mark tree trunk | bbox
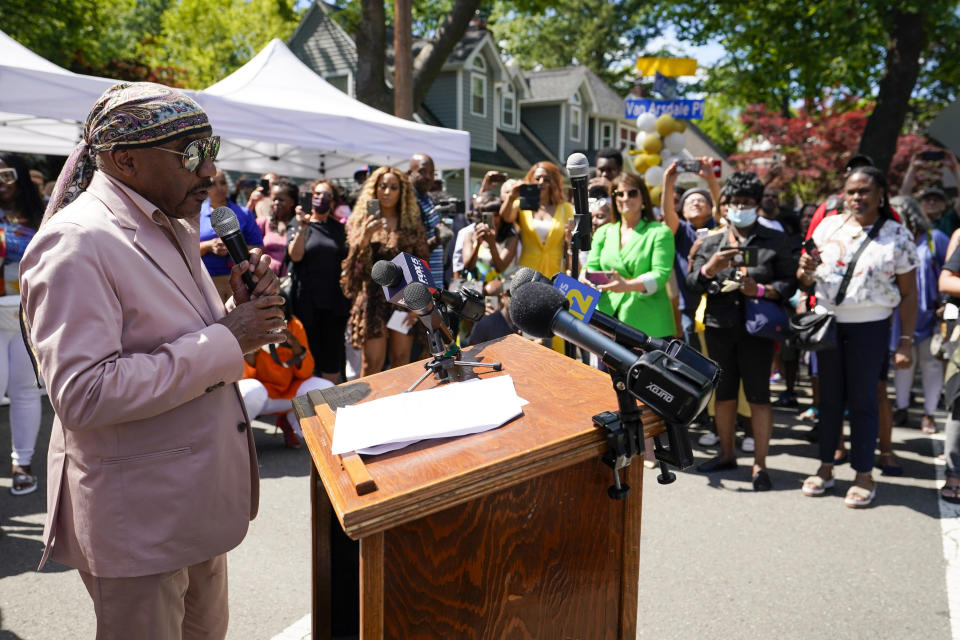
[411,0,484,108]
[394,0,413,119]
[355,0,392,113]
[858,8,925,174]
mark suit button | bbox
[237,421,247,432]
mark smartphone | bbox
[489,172,507,185]
[481,211,494,227]
[802,238,822,263]
[920,150,946,161]
[695,227,710,239]
[739,246,759,267]
[518,183,540,211]
[676,159,702,174]
[366,198,381,219]
[585,270,615,285]
[259,178,271,194]
[485,295,500,311]
[299,192,312,213]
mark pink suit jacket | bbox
[20,172,259,578]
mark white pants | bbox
[893,336,944,416]
[4,327,43,467]
[237,377,333,436]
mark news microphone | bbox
[403,282,454,347]
[510,267,669,353]
[371,252,437,306]
[566,153,592,253]
[510,282,713,425]
[211,206,255,292]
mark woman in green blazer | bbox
[584,172,676,338]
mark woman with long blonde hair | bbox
[341,167,429,376]
[501,161,574,277]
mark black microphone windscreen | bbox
[509,282,567,338]
[403,282,434,311]
[566,152,590,179]
[509,266,551,293]
[210,206,240,236]
[372,260,403,287]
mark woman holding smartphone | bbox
[583,172,676,339]
[341,167,429,376]
[686,171,797,491]
[501,161,573,278]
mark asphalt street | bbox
[0,375,955,639]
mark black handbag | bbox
[789,218,885,351]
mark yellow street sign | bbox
[635,57,698,77]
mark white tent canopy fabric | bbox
[0,32,470,179]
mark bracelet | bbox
[755,284,765,298]
[899,335,913,343]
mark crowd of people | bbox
[5,78,960,638]
[6,138,960,506]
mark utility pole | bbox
[394,0,413,119]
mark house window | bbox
[472,55,486,71]
[619,125,636,150]
[471,74,487,117]
[502,86,515,128]
[600,122,614,148]
[570,106,582,141]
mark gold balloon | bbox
[648,185,663,205]
[656,113,678,137]
[632,154,650,173]
[674,119,687,133]
[641,133,662,154]
[642,152,661,168]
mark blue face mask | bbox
[726,207,757,228]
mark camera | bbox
[676,159,702,174]
[434,198,466,215]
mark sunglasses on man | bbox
[0,168,17,185]
[155,136,220,172]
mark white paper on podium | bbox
[330,375,525,455]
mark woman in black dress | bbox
[288,180,349,383]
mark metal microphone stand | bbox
[405,325,502,393]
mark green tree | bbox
[663,0,960,172]
[147,0,302,88]
[487,0,657,91]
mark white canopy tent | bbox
[200,39,471,179]
[0,32,470,180]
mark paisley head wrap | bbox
[44,82,211,221]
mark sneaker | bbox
[892,408,908,427]
[741,436,755,453]
[772,392,799,408]
[799,407,819,422]
[698,431,720,447]
[922,415,938,434]
[770,372,783,383]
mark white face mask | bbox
[726,207,757,227]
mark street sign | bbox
[625,98,705,120]
[635,57,697,77]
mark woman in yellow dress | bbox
[501,161,574,277]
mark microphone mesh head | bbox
[372,260,403,287]
[509,282,567,338]
[403,282,433,311]
[565,152,590,179]
[210,206,240,237]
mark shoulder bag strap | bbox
[834,217,885,305]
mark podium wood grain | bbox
[299,333,662,639]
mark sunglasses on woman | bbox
[155,136,221,172]
[614,189,640,199]
[0,168,17,185]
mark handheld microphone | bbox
[211,206,255,292]
[566,153,592,253]
[372,252,437,307]
[510,282,713,425]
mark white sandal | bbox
[844,485,877,508]
[801,475,835,497]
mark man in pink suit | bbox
[19,82,285,639]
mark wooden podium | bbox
[297,334,665,639]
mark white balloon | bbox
[644,165,665,186]
[636,112,657,133]
[665,131,686,154]
[659,150,674,166]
